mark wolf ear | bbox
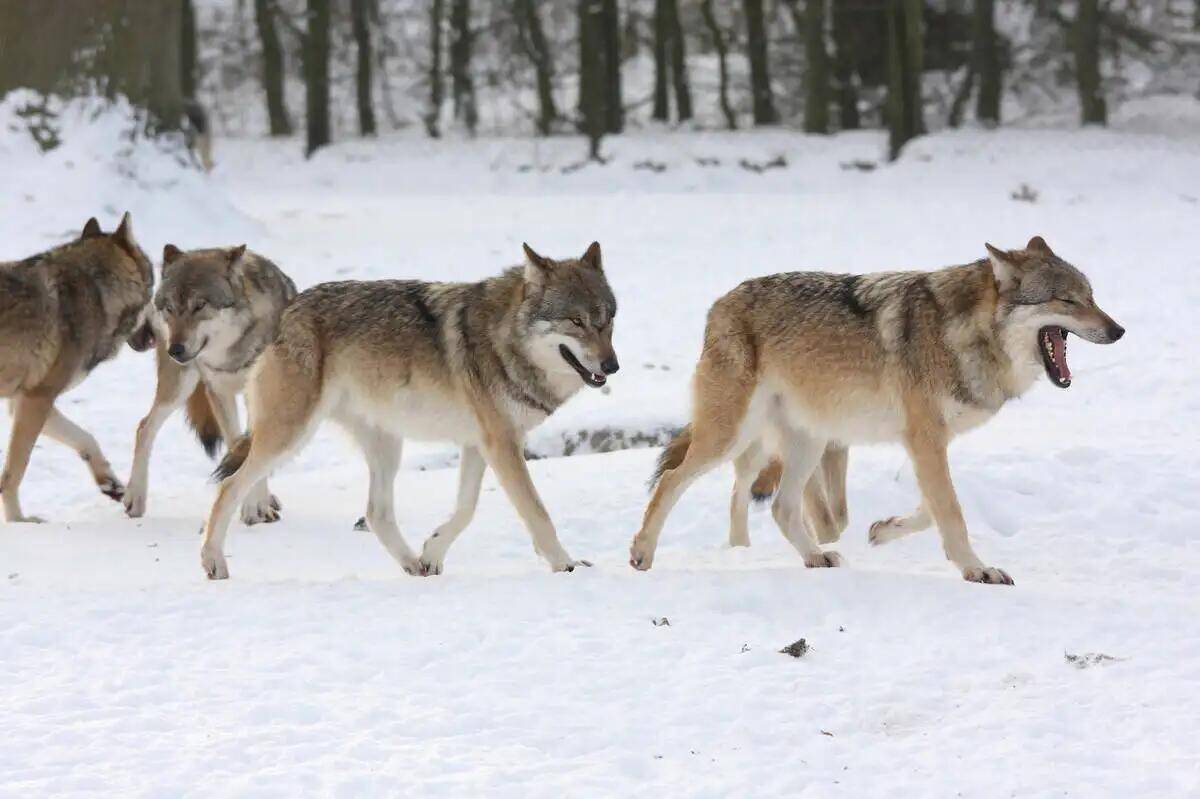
[1025,236,1054,256]
[227,244,248,272]
[112,212,140,256]
[81,217,103,239]
[523,242,553,284]
[985,242,1024,291]
[580,241,603,272]
[162,244,183,266]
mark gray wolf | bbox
[0,214,154,522]
[199,242,619,580]
[123,244,297,522]
[183,99,213,172]
[631,237,1123,585]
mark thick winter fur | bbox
[200,242,619,580]
[123,245,296,523]
[631,237,1124,584]
[0,214,154,522]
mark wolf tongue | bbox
[1050,329,1071,381]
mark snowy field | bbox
[2,104,1199,796]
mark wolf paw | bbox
[269,494,282,512]
[123,485,147,517]
[868,517,904,546]
[963,566,1014,585]
[628,537,655,571]
[241,499,281,526]
[97,476,125,502]
[804,551,844,568]
[553,559,593,573]
[201,547,229,580]
[401,556,432,577]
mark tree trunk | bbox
[973,0,1001,127]
[601,0,623,133]
[652,0,670,121]
[700,0,736,130]
[351,0,377,136]
[579,0,606,159]
[425,0,445,138]
[253,0,292,136]
[181,0,197,99]
[1074,0,1106,125]
[0,0,184,131]
[450,0,477,134]
[885,0,924,160]
[804,0,830,134]
[743,0,779,125]
[304,0,331,157]
[516,0,558,135]
[830,1,859,130]
[667,0,691,121]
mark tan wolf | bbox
[199,242,618,580]
[631,237,1124,585]
[0,214,154,522]
[123,245,297,522]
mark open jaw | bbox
[559,344,606,388]
[1039,326,1071,388]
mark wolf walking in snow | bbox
[200,242,619,579]
[0,214,154,522]
[123,245,297,522]
[631,237,1124,584]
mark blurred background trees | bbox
[2,0,1199,161]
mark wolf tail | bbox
[185,384,223,458]
[750,458,783,504]
[648,425,692,491]
[212,435,251,482]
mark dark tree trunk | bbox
[351,0,377,136]
[743,0,779,125]
[652,0,691,123]
[830,1,859,130]
[0,0,184,131]
[253,0,292,136]
[1074,0,1106,125]
[973,0,1001,126]
[516,0,558,135]
[948,62,976,128]
[425,0,445,138]
[601,0,623,133]
[578,0,606,159]
[885,0,924,160]
[667,0,691,121]
[804,0,830,134]
[652,0,670,121]
[700,0,736,130]
[304,0,331,157]
[181,0,197,99]
[450,0,477,134]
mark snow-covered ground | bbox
[2,106,1199,796]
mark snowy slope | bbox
[2,114,1199,796]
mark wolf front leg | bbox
[902,404,1012,586]
[41,406,124,502]
[1,394,54,522]
[124,359,199,517]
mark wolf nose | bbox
[600,357,620,375]
[168,343,186,360]
[1108,324,1125,342]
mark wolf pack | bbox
[0,214,1124,585]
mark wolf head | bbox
[988,236,1124,389]
[75,213,157,352]
[152,244,250,364]
[521,241,619,389]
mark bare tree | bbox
[653,0,692,122]
[515,0,559,135]
[744,0,779,125]
[579,0,606,159]
[304,0,331,157]
[601,0,624,133]
[885,0,924,160]
[181,0,197,99]
[425,0,445,138]
[700,0,737,130]
[804,0,830,134]
[253,0,292,136]
[1075,0,1106,125]
[450,0,478,134]
[830,0,859,130]
[973,0,1001,126]
[351,0,377,136]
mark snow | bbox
[2,101,1200,796]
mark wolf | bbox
[0,214,154,522]
[123,244,297,522]
[631,237,1124,585]
[198,242,619,580]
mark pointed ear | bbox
[111,212,141,257]
[81,217,103,239]
[985,242,1023,291]
[162,244,183,265]
[523,242,552,283]
[1025,236,1054,256]
[580,241,602,271]
[227,244,248,272]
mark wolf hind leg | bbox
[772,428,844,568]
[803,444,850,544]
[41,406,124,502]
[1,394,54,523]
[729,441,770,548]
[869,505,931,546]
[420,446,486,575]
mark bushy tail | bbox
[750,458,783,503]
[185,383,222,458]
[648,425,692,491]
[212,435,251,482]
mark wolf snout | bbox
[600,356,620,375]
[1106,323,1125,343]
[167,343,189,362]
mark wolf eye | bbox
[569,317,584,328]
[1056,297,1077,306]
[193,299,208,312]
